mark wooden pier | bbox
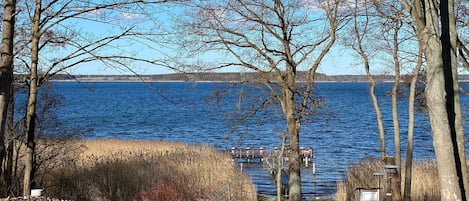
[227,147,313,161]
[226,147,315,174]
[227,146,316,198]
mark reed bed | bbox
[335,158,440,201]
[40,139,257,201]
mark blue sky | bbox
[51,1,469,76]
[64,2,367,76]
[70,47,365,76]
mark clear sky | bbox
[51,1,469,76]
[69,47,366,76]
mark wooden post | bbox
[383,157,402,201]
[246,147,250,162]
[260,147,264,161]
[312,162,316,175]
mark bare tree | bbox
[440,0,469,199]
[402,0,468,199]
[169,1,344,200]
[15,0,173,196]
[0,0,17,193]
[349,0,387,160]
[346,1,430,200]
[403,46,423,201]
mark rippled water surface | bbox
[36,81,469,199]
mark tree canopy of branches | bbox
[167,0,345,200]
[1,0,174,197]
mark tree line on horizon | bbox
[43,72,393,82]
[43,73,469,83]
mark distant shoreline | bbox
[45,72,469,83]
[49,78,469,83]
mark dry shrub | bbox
[132,179,193,201]
[335,158,440,201]
[44,139,257,201]
[335,158,383,201]
[0,137,82,197]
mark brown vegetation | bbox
[335,158,440,201]
[33,139,257,201]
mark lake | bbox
[20,81,469,199]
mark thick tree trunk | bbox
[424,12,463,200]
[426,57,462,200]
[277,67,302,201]
[0,0,17,185]
[287,122,301,201]
[403,0,464,199]
[282,86,302,201]
[24,0,41,197]
[441,0,468,198]
[453,78,469,200]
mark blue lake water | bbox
[22,81,469,199]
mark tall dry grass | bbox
[335,158,440,201]
[40,139,257,201]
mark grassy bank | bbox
[37,139,257,201]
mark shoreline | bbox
[49,79,469,83]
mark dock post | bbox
[312,162,316,175]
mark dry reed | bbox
[335,158,441,201]
[40,139,257,201]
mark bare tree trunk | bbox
[0,0,17,186]
[450,0,469,198]
[4,86,15,194]
[368,68,386,160]
[441,0,468,198]
[426,45,462,201]
[402,0,464,199]
[352,0,386,160]
[276,134,287,201]
[23,0,41,197]
[390,20,402,200]
[287,125,301,201]
[453,75,469,200]
[403,48,423,201]
[282,85,302,201]
[425,6,463,200]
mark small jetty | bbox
[226,147,315,174]
[227,147,313,161]
[227,146,316,198]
